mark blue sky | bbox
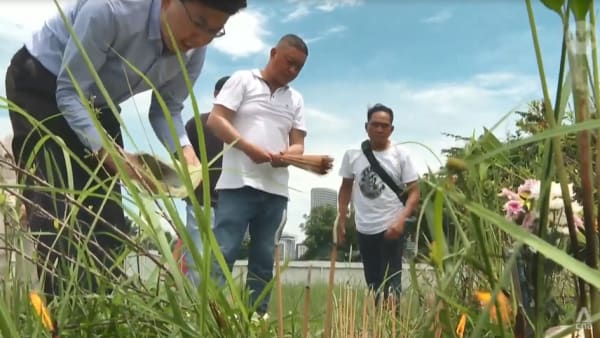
[0,1,566,240]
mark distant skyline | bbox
[310,187,337,210]
[0,1,569,240]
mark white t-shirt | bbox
[214,69,306,198]
[339,144,419,235]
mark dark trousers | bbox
[357,230,405,301]
[5,46,128,297]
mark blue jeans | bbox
[213,187,287,314]
[183,203,215,286]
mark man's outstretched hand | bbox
[96,147,157,193]
[182,145,200,167]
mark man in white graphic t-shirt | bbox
[337,103,420,301]
[207,34,308,317]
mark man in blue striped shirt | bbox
[5,0,246,298]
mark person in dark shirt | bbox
[178,76,229,285]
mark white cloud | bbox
[283,5,311,22]
[284,0,363,22]
[421,9,453,24]
[316,0,364,12]
[212,10,270,58]
[326,25,347,34]
[306,25,348,43]
[305,107,347,128]
[0,1,72,39]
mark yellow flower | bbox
[475,290,513,326]
[456,313,467,338]
[29,291,55,332]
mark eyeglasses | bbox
[368,121,392,129]
[180,0,226,38]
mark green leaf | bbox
[430,189,446,268]
[450,191,600,290]
[479,163,489,181]
[0,297,19,338]
[570,0,591,20]
[540,0,565,16]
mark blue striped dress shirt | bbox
[25,0,205,152]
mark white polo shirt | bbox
[213,69,306,198]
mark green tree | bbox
[299,205,359,261]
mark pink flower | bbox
[498,188,520,200]
[504,200,524,220]
[518,179,540,199]
[574,215,584,229]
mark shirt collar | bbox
[251,69,290,90]
[148,0,162,41]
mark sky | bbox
[0,0,567,241]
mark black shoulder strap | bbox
[361,140,407,204]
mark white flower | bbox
[556,226,570,236]
[549,197,564,211]
[555,212,568,226]
[550,182,574,200]
[571,201,583,215]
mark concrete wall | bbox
[124,252,434,288]
[0,134,37,283]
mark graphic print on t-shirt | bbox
[359,166,385,199]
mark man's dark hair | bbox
[214,76,230,92]
[367,103,394,123]
[189,0,247,15]
[278,34,309,56]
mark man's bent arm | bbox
[55,1,117,152]
[286,128,306,155]
[338,178,354,221]
[401,181,420,219]
[207,104,249,151]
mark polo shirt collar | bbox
[251,69,290,90]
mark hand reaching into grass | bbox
[182,145,200,167]
[96,147,157,193]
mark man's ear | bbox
[364,122,368,131]
[390,125,395,133]
[270,47,277,59]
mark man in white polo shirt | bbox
[207,34,308,316]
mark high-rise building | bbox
[310,187,337,210]
[278,233,297,261]
[296,243,308,259]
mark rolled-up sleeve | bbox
[55,1,117,152]
[292,94,306,134]
[149,48,206,153]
